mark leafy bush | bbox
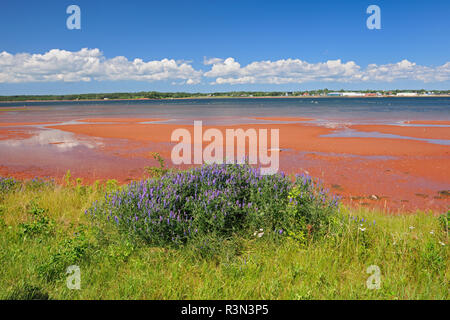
[286,176,340,239]
[88,163,339,246]
[145,152,172,178]
[105,179,119,193]
[18,201,55,239]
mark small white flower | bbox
[439,241,445,246]
[430,230,434,235]
[359,227,366,232]
[259,228,263,232]
[257,232,264,238]
[409,226,415,230]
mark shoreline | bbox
[1,95,450,104]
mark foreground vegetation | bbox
[0,167,448,300]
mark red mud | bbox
[0,117,449,213]
[0,128,35,140]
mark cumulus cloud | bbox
[0,48,202,84]
[0,49,448,85]
[364,60,450,82]
[204,57,450,84]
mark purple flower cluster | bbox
[87,163,339,245]
[0,177,19,194]
[0,176,55,194]
[26,177,55,190]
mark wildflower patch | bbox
[87,163,339,246]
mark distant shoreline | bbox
[1,95,449,104]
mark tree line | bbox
[1,90,449,102]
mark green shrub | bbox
[88,163,339,246]
[145,152,172,178]
[285,177,340,239]
[18,202,55,239]
[105,179,119,193]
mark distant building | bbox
[327,92,343,96]
[397,92,418,97]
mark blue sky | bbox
[0,0,449,94]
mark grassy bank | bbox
[0,170,448,300]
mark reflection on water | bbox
[0,127,102,151]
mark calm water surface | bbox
[1,97,450,125]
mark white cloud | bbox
[364,60,450,82]
[0,49,448,85]
[203,57,224,65]
[204,58,362,84]
[204,57,450,84]
[204,57,242,78]
[0,48,202,83]
[186,78,200,85]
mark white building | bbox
[396,92,418,97]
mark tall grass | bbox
[0,170,448,300]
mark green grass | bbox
[0,178,448,300]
